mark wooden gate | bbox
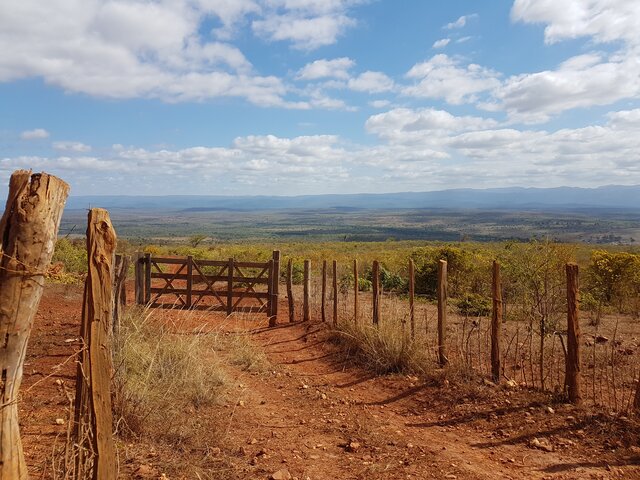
[134,251,280,318]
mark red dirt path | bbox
[22,283,640,479]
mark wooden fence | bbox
[134,251,280,317]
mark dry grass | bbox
[112,307,227,443]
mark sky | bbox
[1,0,639,196]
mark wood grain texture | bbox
[0,170,69,480]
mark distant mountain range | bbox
[64,185,640,212]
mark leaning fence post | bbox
[565,263,582,404]
[321,260,327,322]
[491,261,502,383]
[287,258,295,322]
[409,259,415,340]
[332,260,338,326]
[303,260,311,322]
[73,208,117,479]
[0,170,69,479]
[372,260,380,325]
[437,259,448,367]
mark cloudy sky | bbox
[1,0,639,196]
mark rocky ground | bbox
[22,283,640,479]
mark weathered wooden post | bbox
[565,263,582,404]
[321,260,327,322]
[227,257,234,317]
[409,259,415,340]
[144,252,151,304]
[270,250,280,325]
[491,261,502,383]
[332,260,338,326]
[0,170,68,479]
[134,252,144,305]
[112,254,130,335]
[287,258,295,322]
[372,260,380,325]
[353,259,359,323]
[437,259,448,366]
[303,260,310,322]
[73,208,117,479]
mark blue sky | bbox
[1,0,639,196]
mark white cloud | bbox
[20,128,50,140]
[404,54,500,104]
[433,38,450,49]
[511,0,640,46]
[252,0,361,50]
[52,141,92,153]
[296,57,354,80]
[494,52,640,123]
[369,99,391,109]
[348,71,394,93]
[444,14,477,30]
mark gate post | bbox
[144,253,151,304]
[227,258,234,316]
[134,252,144,305]
[186,255,193,308]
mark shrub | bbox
[456,293,491,317]
[52,238,87,274]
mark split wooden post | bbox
[134,252,144,305]
[185,255,193,309]
[286,258,295,322]
[270,250,280,325]
[332,260,338,326]
[565,263,582,404]
[227,257,234,317]
[409,259,415,340]
[303,260,310,322]
[372,260,380,325]
[491,261,502,383]
[144,253,151,304]
[0,171,69,479]
[353,259,359,323]
[73,208,117,479]
[112,254,130,336]
[321,260,327,322]
[437,259,449,367]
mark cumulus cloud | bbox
[348,71,394,93]
[296,57,354,80]
[404,54,500,104]
[20,128,50,140]
[432,38,450,49]
[511,0,640,46]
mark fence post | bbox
[73,208,117,479]
[372,260,380,325]
[353,259,359,323]
[186,255,193,309]
[332,260,338,326]
[565,263,582,404]
[303,260,310,322]
[437,259,448,367]
[134,252,144,305]
[144,253,151,304]
[321,260,327,322]
[409,259,415,340]
[0,170,68,479]
[272,250,280,322]
[112,254,130,336]
[227,257,234,317]
[287,258,295,322]
[491,261,502,383]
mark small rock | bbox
[55,418,65,425]
[530,437,554,452]
[346,441,361,452]
[505,379,518,389]
[546,406,555,414]
[209,447,221,456]
[271,469,292,480]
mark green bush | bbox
[455,293,491,317]
[52,238,87,273]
